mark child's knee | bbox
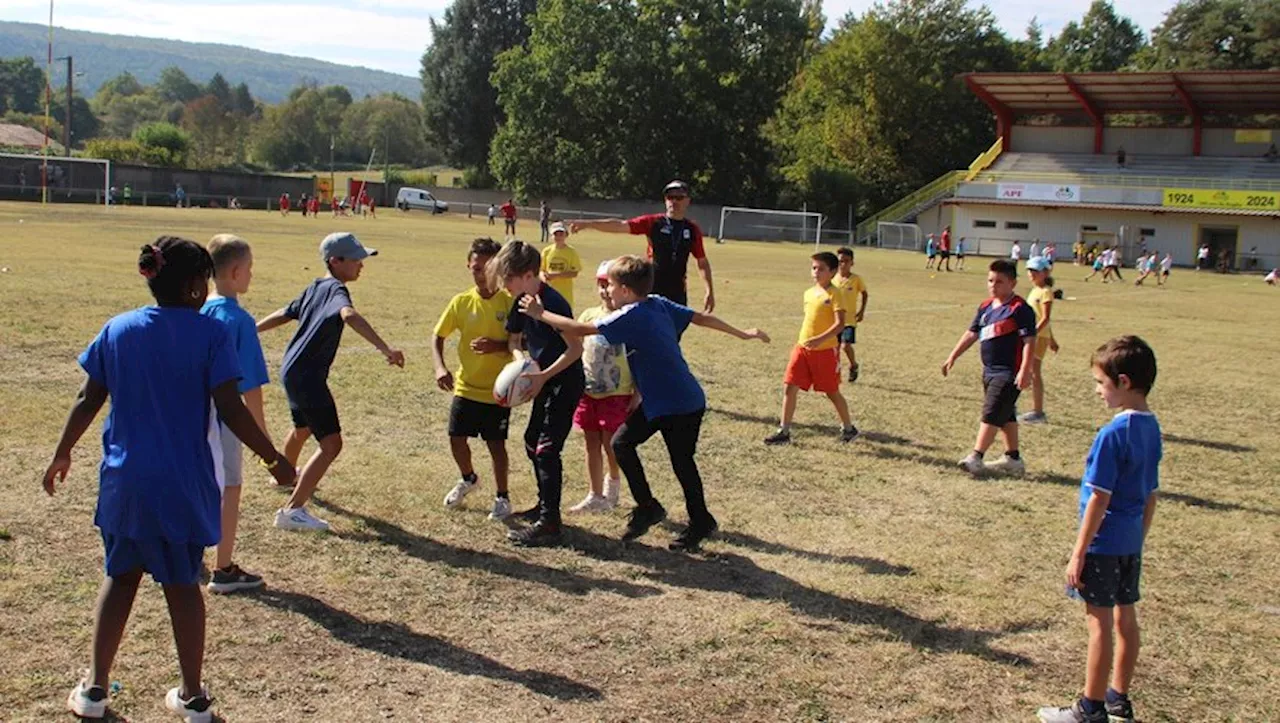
[319,433,344,457]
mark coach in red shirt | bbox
[569,180,715,312]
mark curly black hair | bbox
[138,236,214,304]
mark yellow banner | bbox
[314,178,333,204]
[1234,129,1272,144]
[1163,188,1280,210]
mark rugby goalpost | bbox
[0,151,111,205]
[717,206,825,248]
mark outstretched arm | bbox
[42,377,109,495]
[340,306,405,367]
[568,219,630,235]
[518,295,601,337]
[690,311,769,342]
[256,309,293,333]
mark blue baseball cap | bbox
[1027,256,1052,272]
[320,232,377,262]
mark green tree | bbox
[134,121,191,167]
[205,73,232,105]
[95,91,166,139]
[156,66,202,103]
[1041,0,1146,71]
[51,93,101,145]
[1137,0,1280,70]
[182,94,248,168]
[251,84,350,168]
[0,56,45,114]
[420,0,539,171]
[769,0,1019,218]
[231,82,256,116]
[95,71,144,102]
[490,0,816,202]
[339,93,430,166]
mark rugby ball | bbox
[494,357,541,408]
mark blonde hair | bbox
[485,240,541,289]
[208,234,252,273]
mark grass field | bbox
[0,202,1277,722]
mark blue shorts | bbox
[838,326,856,344]
[102,534,206,585]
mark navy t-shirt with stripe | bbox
[969,295,1037,378]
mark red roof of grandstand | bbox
[962,71,1280,115]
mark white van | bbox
[395,187,448,214]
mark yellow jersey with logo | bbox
[433,287,514,403]
[540,244,582,309]
[832,273,867,326]
[798,284,846,350]
[1026,285,1054,341]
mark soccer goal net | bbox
[877,221,922,251]
[717,206,824,247]
[0,152,111,205]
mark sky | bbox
[0,0,1180,78]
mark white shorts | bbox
[216,420,244,489]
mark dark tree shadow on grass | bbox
[1049,420,1257,454]
[662,525,913,576]
[858,381,982,404]
[709,407,940,449]
[313,498,662,599]
[566,529,1040,667]
[1024,471,1279,517]
[249,589,603,702]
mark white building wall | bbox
[945,203,1280,267]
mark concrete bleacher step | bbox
[985,152,1280,181]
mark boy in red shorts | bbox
[764,252,859,445]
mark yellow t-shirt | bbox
[797,284,846,350]
[433,287,514,403]
[578,306,633,399]
[541,244,582,309]
[832,273,867,326]
[1027,285,1054,340]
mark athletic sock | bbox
[462,471,478,484]
[496,491,509,499]
[1006,449,1021,460]
[1105,688,1128,705]
[972,449,985,459]
[1079,697,1104,715]
[779,424,791,434]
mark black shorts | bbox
[939,250,951,258]
[838,326,856,344]
[1077,553,1142,607]
[981,374,1020,426]
[286,384,341,440]
[504,219,516,230]
[449,396,511,441]
[957,252,966,258]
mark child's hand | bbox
[519,294,544,319]
[801,336,820,349]
[1050,339,1060,354]
[1065,553,1086,591]
[569,222,584,234]
[42,456,70,496]
[268,454,297,488]
[384,349,406,368]
[855,310,865,323]
[435,366,455,391]
[748,329,770,343]
[521,369,548,400]
[1015,369,1031,390]
[940,358,954,377]
[469,337,505,355]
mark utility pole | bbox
[329,134,335,207]
[55,55,72,152]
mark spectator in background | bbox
[1010,241,1023,270]
[1197,244,1210,271]
[308,196,320,217]
[279,192,291,217]
[501,198,518,239]
[487,203,497,226]
[300,193,310,217]
[1217,247,1231,274]
[123,183,132,206]
[1116,146,1127,168]
[938,226,953,272]
[175,184,187,209]
[540,200,552,244]
[1263,143,1278,162]
[1029,239,1040,262]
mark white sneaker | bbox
[957,452,986,476]
[985,454,1027,476]
[1019,411,1048,424]
[568,493,610,514]
[602,476,622,507]
[273,506,331,531]
[67,681,108,718]
[165,685,214,722]
[488,496,512,520]
[444,477,478,508]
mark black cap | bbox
[663,180,691,196]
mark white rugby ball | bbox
[493,357,541,408]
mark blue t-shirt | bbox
[201,296,269,394]
[506,283,584,379]
[1079,410,1162,556]
[596,296,704,420]
[78,307,240,545]
[280,277,352,405]
[969,295,1036,378]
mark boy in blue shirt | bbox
[201,234,272,594]
[258,232,405,532]
[519,255,770,551]
[941,259,1037,476]
[1038,335,1161,723]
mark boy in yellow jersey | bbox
[764,252,859,445]
[833,247,869,382]
[568,260,636,513]
[1020,256,1059,424]
[540,222,582,309]
[433,238,516,519]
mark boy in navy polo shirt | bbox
[1038,336,1161,723]
[490,240,584,546]
[941,259,1036,476]
[257,232,405,532]
[519,255,770,551]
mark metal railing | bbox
[969,169,1280,192]
[965,138,1004,182]
[854,171,965,244]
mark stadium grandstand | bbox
[857,70,1280,272]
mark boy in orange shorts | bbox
[764,252,859,445]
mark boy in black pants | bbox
[519,255,769,551]
[490,241,584,546]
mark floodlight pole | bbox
[55,55,72,153]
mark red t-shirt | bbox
[626,213,706,303]
[939,230,951,252]
[279,194,290,209]
[500,202,517,220]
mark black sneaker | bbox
[1105,698,1135,723]
[670,516,718,552]
[507,520,562,547]
[840,425,860,443]
[621,502,667,541]
[207,564,265,594]
[763,429,791,445]
[516,505,541,523]
[849,363,860,382]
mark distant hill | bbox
[0,21,421,103]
